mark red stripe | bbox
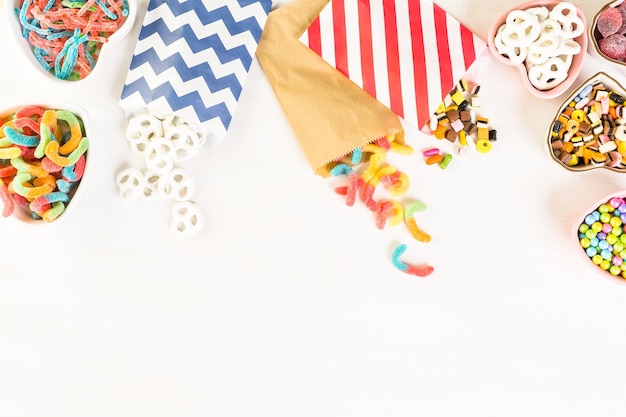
[333,0,348,77]
[460,23,477,70]
[433,4,453,100]
[408,0,429,129]
[358,0,376,97]
[307,16,322,56]
[382,0,403,118]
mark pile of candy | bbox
[327,134,434,277]
[116,110,206,237]
[594,2,626,61]
[492,2,584,91]
[14,0,129,80]
[577,195,626,278]
[0,105,89,221]
[426,79,496,157]
[549,79,626,170]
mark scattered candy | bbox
[325,133,435,275]
[549,79,626,170]
[391,243,434,277]
[425,79,496,155]
[13,0,130,80]
[577,195,626,278]
[0,105,88,221]
[116,109,206,236]
[493,2,584,90]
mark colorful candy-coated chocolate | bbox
[577,194,626,278]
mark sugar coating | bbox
[597,7,623,37]
[600,34,626,60]
[595,5,626,62]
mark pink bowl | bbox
[572,190,626,286]
[487,0,588,99]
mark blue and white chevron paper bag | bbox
[119,0,272,148]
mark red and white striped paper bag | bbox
[299,0,488,133]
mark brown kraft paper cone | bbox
[256,0,405,177]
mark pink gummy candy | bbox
[600,33,626,60]
[618,4,626,34]
[597,7,623,38]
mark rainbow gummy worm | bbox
[391,243,434,277]
[0,105,88,221]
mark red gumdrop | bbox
[597,7,623,37]
[600,33,626,60]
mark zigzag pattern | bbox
[146,0,271,40]
[119,0,270,148]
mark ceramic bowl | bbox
[487,0,587,99]
[546,72,626,173]
[0,102,91,224]
[4,0,136,84]
[588,0,626,72]
[572,190,626,286]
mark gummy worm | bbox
[391,243,434,277]
[45,136,88,167]
[404,200,428,219]
[62,154,86,182]
[0,146,22,159]
[11,172,54,199]
[405,217,431,243]
[30,191,70,214]
[351,147,362,164]
[41,201,65,222]
[36,110,58,158]
[0,180,15,217]
[330,163,352,177]
[362,143,387,161]
[390,141,414,155]
[375,200,394,230]
[389,172,410,196]
[360,153,382,184]
[56,109,83,155]
[10,157,49,178]
[388,200,404,227]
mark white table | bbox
[1,0,625,416]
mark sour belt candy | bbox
[13,0,129,80]
[0,105,88,221]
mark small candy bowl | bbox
[588,0,626,72]
[572,190,626,286]
[487,0,587,99]
[546,72,626,173]
[0,102,91,224]
[4,0,137,84]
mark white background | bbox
[1,0,626,416]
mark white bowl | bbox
[1,101,91,224]
[4,0,136,85]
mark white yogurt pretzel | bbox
[116,167,145,202]
[170,201,204,237]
